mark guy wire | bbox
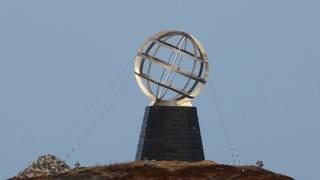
[65,60,133,160]
[208,79,241,165]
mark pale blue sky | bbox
[1,1,319,179]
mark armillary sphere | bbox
[134,30,209,106]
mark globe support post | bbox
[136,106,205,161]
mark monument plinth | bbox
[136,106,204,161]
[134,30,209,161]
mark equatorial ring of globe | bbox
[134,30,209,106]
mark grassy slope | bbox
[13,161,294,180]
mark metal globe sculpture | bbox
[134,30,209,106]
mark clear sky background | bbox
[0,1,319,179]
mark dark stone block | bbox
[135,106,205,161]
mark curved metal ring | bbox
[134,30,209,106]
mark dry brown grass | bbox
[11,160,294,180]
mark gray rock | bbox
[17,154,70,178]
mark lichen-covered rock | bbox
[16,154,70,178]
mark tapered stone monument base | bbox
[135,106,205,161]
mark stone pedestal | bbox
[135,106,205,161]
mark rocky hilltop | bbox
[12,156,294,180]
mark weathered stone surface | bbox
[16,154,70,178]
[136,106,205,161]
